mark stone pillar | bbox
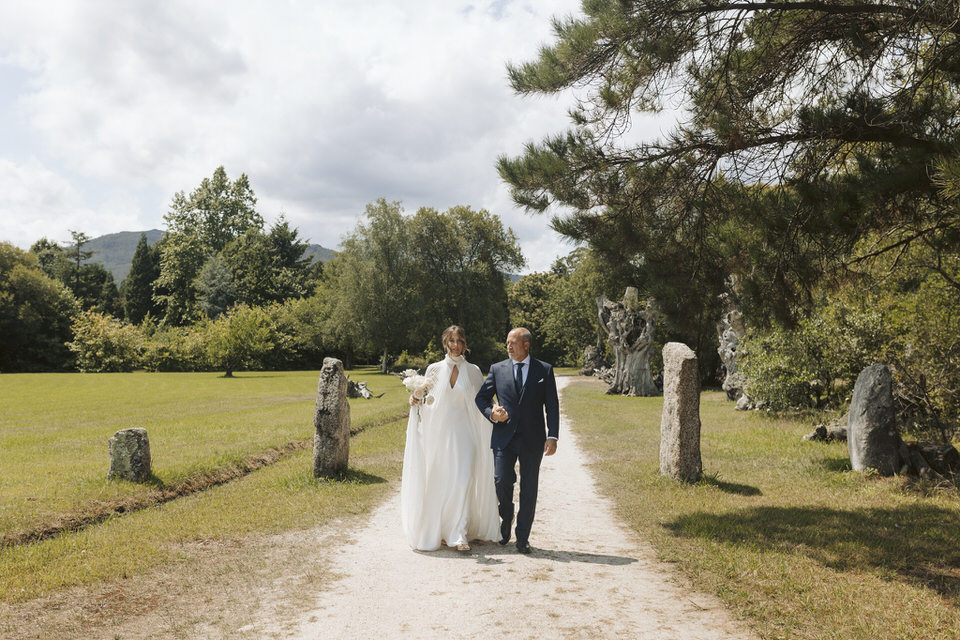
[659,342,702,482]
[108,428,151,482]
[847,364,899,476]
[314,357,350,478]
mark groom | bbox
[475,327,559,554]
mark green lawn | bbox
[0,368,410,601]
[563,378,960,640]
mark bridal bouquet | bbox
[402,369,435,406]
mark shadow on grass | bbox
[665,504,960,601]
[318,468,387,485]
[818,455,852,472]
[699,474,762,496]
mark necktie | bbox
[514,362,524,394]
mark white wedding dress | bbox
[400,354,500,550]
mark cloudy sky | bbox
[0,0,664,272]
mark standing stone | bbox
[108,428,151,482]
[314,357,350,477]
[659,342,702,482]
[847,364,899,476]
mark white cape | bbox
[400,355,500,550]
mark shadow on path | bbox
[416,543,638,567]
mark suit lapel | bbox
[501,360,519,404]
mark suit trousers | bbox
[493,435,543,543]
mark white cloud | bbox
[0,0,611,271]
[0,158,144,245]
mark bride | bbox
[400,325,499,551]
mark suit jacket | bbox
[475,357,560,451]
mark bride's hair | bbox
[441,325,470,354]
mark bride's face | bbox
[445,336,464,357]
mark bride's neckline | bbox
[445,354,466,366]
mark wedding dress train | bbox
[400,354,500,550]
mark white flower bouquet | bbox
[402,369,435,406]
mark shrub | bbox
[141,325,209,372]
[66,310,142,372]
[203,303,276,377]
[740,271,960,442]
[391,350,430,372]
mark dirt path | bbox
[248,377,758,640]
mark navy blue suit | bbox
[475,357,559,544]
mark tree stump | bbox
[578,344,609,376]
[717,308,746,401]
[847,364,899,476]
[597,287,658,396]
[108,428,151,482]
[659,342,702,482]
[314,357,351,477]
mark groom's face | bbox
[506,330,530,361]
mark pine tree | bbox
[123,233,161,324]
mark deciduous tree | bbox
[0,243,79,371]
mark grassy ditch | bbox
[563,378,960,640]
[0,368,409,602]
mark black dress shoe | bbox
[499,535,510,546]
[516,540,531,554]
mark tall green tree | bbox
[164,166,262,253]
[268,216,321,300]
[122,233,162,323]
[326,199,417,372]
[31,233,121,315]
[221,228,274,306]
[0,243,79,371]
[30,237,70,282]
[154,230,205,325]
[499,1,960,332]
[408,205,525,365]
[509,271,561,363]
[324,200,524,371]
[156,166,262,324]
[67,230,94,295]
[196,254,237,318]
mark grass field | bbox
[563,378,960,640]
[0,368,410,602]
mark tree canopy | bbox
[0,243,78,372]
[499,0,960,328]
[324,199,525,371]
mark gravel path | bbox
[258,377,758,640]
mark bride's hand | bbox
[409,395,421,407]
[491,405,508,422]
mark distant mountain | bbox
[85,230,336,282]
[303,244,336,264]
[86,230,164,282]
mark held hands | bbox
[490,404,509,423]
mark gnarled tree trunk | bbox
[597,287,658,396]
[717,308,745,401]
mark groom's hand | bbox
[491,404,509,422]
[544,439,557,456]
